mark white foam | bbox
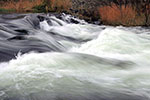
[71,27,150,63]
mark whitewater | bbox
[0,13,150,100]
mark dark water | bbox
[0,13,68,62]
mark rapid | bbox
[0,13,150,100]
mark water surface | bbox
[0,13,150,100]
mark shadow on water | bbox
[0,14,71,62]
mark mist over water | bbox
[0,13,150,100]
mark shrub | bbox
[32,3,46,13]
[1,0,43,12]
[99,3,145,26]
[0,0,72,13]
[0,8,15,13]
[43,0,72,12]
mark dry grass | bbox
[99,3,145,26]
[0,0,72,13]
[1,0,44,12]
[49,0,72,11]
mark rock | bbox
[69,0,101,23]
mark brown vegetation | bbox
[1,0,150,26]
[99,3,144,26]
[1,0,43,12]
[99,0,150,26]
[48,0,72,12]
[0,0,72,13]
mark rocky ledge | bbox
[69,0,101,24]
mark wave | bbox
[0,52,149,100]
[0,13,150,100]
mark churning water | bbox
[0,13,150,100]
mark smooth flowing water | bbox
[0,13,150,100]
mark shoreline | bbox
[0,13,150,28]
[0,0,150,27]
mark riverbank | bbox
[0,0,150,26]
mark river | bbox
[0,13,150,100]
